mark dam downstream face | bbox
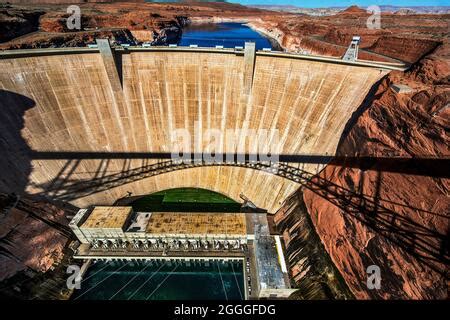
[0,49,388,212]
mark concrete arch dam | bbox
[0,44,393,212]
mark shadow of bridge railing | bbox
[30,151,450,179]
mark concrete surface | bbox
[0,48,388,213]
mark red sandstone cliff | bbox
[0,194,76,298]
[299,41,449,299]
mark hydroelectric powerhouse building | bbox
[69,206,295,299]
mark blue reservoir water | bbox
[71,260,245,300]
[178,22,277,50]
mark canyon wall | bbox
[0,7,44,43]
[298,43,449,299]
[0,50,386,213]
[0,194,77,299]
[4,29,139,49]
[365,37,441,64]
[248,10,448,65]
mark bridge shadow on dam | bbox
[1,90,449,280]
[26,154,450,276]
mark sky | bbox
[228,0,449,7]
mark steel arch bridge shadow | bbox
[26,152,450,277]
